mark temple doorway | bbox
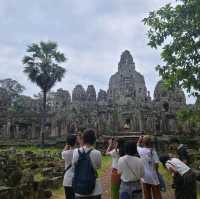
[124,118,131,129]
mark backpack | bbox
[72,148,97,195]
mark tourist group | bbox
[62,128,197,199]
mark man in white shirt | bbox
[62,135,77,199]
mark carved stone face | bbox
[72,85,86,102]
[86,85,96,102]
[118,50,135,74]
[108,50,147,105]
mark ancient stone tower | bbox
[107,50,148,105]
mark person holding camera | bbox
[62,135,77,199]
[106,138,125,199]
[137,136,162,199]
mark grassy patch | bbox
[52,186,65,198]
[159,164,173,184]
[98,156,111,177]
[34,172,45,182]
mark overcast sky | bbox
[0,0,195,104]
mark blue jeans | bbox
[120,181,142,199]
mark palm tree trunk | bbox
[41,90,47,146]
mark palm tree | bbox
[22,41,66,145]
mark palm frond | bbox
[53,51,66,62]
[23,41,66,92]
[22,56,34,64]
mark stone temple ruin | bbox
[0,50,193,139]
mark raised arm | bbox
[137,136,143,146]
[105,139,113,155]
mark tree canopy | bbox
[143,0,200,98]
[23,41,66,93]
[144,0,200,127]
[0,78,25,97]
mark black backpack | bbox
[72,148,97,195]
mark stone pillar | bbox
[31,123,36,139]
[61,120,68,136]
[139,112,143,132]
[6,121,11,138]
[2,124,6,137]
[15,125,19,138]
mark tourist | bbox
[76,132,84,147]
[171,138,189,163]
[72,128,102,199]
[160,155,197,199]
[106,138,125,199]
[62,134,77,199]
[137,136,162,199]
[118,141,144,199]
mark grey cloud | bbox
[0,0,195,104]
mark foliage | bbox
[177,105,200,127]
[144,0,200,96]
[0,78,25,102]
[0,78,25,95]
[10,95,33,113]
[23,41,66,93]
[34,172,45,182]
[143,0,200,122]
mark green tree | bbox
[0,78,25,101]
[143,0,200,123]
[23,41,66,144]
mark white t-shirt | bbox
[137,146,160,185]
[72,147,102,197]
[166,158,190,176]
[118,155,144,182]
[62,149,74,187]
[107,149,119,169]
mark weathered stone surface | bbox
[48,88,71,112]
[97,89,107,103]
[154,80,186,112]
[86,85,96,102]
[0,149,65,199]
[72,84,86,103]
[107,50,147,105]
[0,186,15,199]
[0,49,197,137]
